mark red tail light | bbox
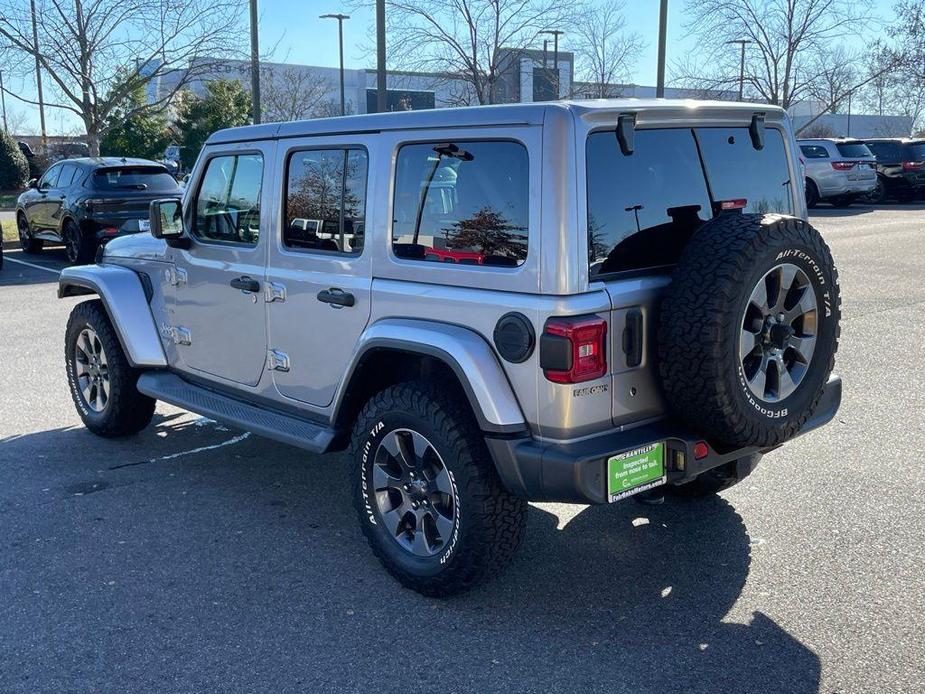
[902,161,923,170]
[541,316,607,384]
[719,199,748,210]
[831,161,856,171]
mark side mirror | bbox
[28,178,38,189]
[149,198,190,249]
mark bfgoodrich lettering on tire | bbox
[350,380,527,597]
[658,214,841,448]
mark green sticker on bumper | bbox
[607,442,666,502]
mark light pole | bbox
[656,0,668,97]
[726,39,751,101]
[249,0,261,123]
[0,71,8,133]
[30,0,47,152]
[376,0,387,113]
[321,13,350,116]
[540,29,564,99]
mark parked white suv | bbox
[798,138,877,207]
[58,101,842,596]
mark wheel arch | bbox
[58,264,167,368]
[332,319,528,441]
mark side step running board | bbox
[137,372,336,454]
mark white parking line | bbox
[4,256,62,275]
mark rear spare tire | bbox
[658,213,840,448]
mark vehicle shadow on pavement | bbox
[0,422,820,694]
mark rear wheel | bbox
[17,213,43,253]
[63,219,95,265]
[351,380,527,596]
[65,300,156,437]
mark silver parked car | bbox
[58,101,842,595]
[798,138,877,207]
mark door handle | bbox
[317,288,355,307]
[230,276,260,293]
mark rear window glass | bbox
[836,143,873,158]
[391,140,529,267]
[92,167,178,191]
[903,143,925,160]
[865,141,902,161]
[695,127,793,216]
[800,145,829,159]
[586,129,712,277]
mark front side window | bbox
[695,127,793,216]
[391,140,529,267]
[38,165,61,189]
[586,129,712,277]
[285,148,367,254]
[193,154,264,245]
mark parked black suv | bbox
[859,138,925,203]
[16,157,181,264]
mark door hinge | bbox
[161,324,191,345]
[266,349,291,372]
[163,267,188,286]
[265,281,286,303]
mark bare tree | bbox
[677,0,870,109]
[0,0,245,155]
[260,65,333,122]
[573,0,643,98]
[806,46,858,114]
[378,0,575,105]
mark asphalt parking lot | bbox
[1,205,923,693]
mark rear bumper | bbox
[487,376,842,504]
[820,179,875,197]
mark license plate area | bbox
[607,442,666,502]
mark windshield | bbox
[91,167,178,192]
[836,143,873,158]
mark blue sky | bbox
[5,0,898,134]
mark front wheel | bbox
[65,300,156,437]
[351,380,527,596]
[17,213,43,253]
[804,179,819,209]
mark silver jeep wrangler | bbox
[59,100,842,596]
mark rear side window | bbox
[836,142,873,158]
[193,154,264,245]
[92,166,178,192]
[800,145,829,159]
[695,127,793,216]
[391,140,529,267]
[56,163,78,186]
[285,148,368,254]
[586,129,712,277]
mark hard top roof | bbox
[206,98,786,145]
